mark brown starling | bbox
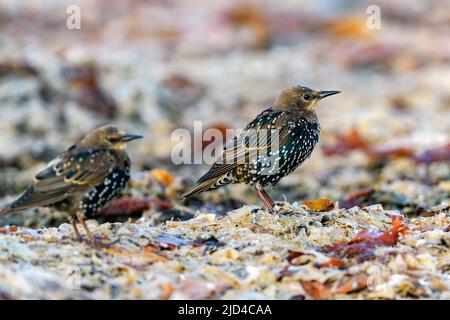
[182,86,340,212]
[0,125,142,245]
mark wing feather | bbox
[197,109,292,183]
[8,148,116,212]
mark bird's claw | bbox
[90,237,111,249]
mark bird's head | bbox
[274,86,340,115]
[82,125,143,149]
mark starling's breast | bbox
[245,118,320,187]
[81,159,130,217]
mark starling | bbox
[182,86,340,212]
[0,125,142,245]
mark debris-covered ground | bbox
[0,204,449,299]
[0,0,449,299]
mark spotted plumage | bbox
[81,162,130,216]
[0,125,142,245]
[183,86,340,212]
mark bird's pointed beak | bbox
[121,133,143,142]
[319,90,340,99]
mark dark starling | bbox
[182,86,340,212]
[0,125,142,245]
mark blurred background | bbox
[0,0,449,226]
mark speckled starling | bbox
[0,125,142,245]
[182,86,340,212]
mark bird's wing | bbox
[197,109,293,183]
[8,148,116,211]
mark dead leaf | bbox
[303,199,335,211]
[367,146,414,159]
[61,62,117,118]
[350,215,408,246]
[335,273,368,294]
[96,198,151,217]
[323,127,416,161]
[150,169,175,187]
[316,258,347,269]
[225,5,272,49]
[300,280,331,300]
[202,123,231,151]
[322,128,370,156]
[287,251,315,265]
[321,16,371,39]
[160,283,174,300]
[339,188,375,209]
[324,215,408,263]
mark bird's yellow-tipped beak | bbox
[319,90,340,99]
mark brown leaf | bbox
[367,146,414,159]
[150,169,175,187]
[225,5,272,50]
[320,16,371,39]
[161,74,199,91]
[316,258,347,269]
[344,43,403,70]
[350,215,408,246]
[287,251,312,265]
[335,273,369,294]
[202,123,231,151]
[300,280,331,300]
[96,198,151,217]
[323,128,416,161]
[324,215,408,263]
[61,62,117,118]
[303,199,335,211]
[322,128,370,156]
[160,283,174,300]
[339,188,375,209]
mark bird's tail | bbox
[182,175,232,199]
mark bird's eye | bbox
[108,138,120,143]
[303,94,311,101]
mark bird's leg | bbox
[76,211,96,245]
[68,216,82,242]
[255,188,275,213]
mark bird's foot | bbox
[273,202,295,215]
[262,203,279,214]
[90,237,111,249]
[71,233,82,242]
[70,234,108,248]
[75,213,109,249]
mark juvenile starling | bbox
[182,86,340,212]
[0,125,142,245]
